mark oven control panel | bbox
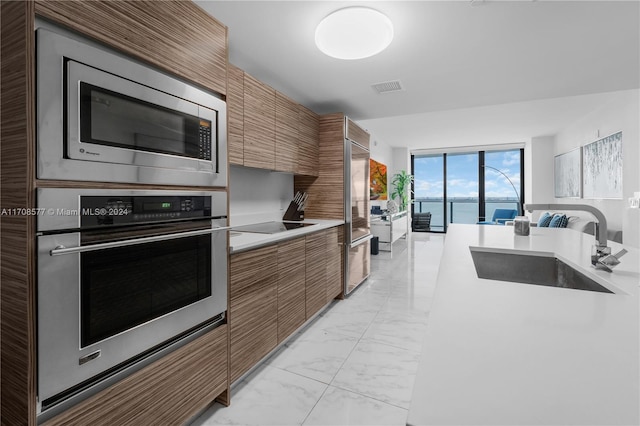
[80,195,212,227]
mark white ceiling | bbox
[195,0,640,150]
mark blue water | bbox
[413,199,519,230]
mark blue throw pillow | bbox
[549,214,568,228]
[537,212,553,227]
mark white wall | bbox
[228,165,294,225]
[525,135,555,206]
[552,89,639,247]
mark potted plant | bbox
[391,170,414,212]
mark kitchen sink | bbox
[469,247,614,294]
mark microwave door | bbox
[66,60,211,171]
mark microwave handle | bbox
[50,226,231,256]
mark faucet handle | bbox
[597,248,627,271]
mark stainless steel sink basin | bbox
[469,248,614,294]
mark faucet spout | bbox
[523,204,621,272]
[523,204,608,247]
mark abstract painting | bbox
[370,158,387,200]
[583,131,623,199]
[554,148,581,198]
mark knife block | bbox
[282,201,303,221]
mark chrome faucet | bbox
[523,204,626,272]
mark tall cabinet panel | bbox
[276,238,306,343]
[227,64,244,166]
[229,246,278,383]
[243,73,275,170]
[4,1,231,423]
[295,114,372,296]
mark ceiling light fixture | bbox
[315,7,394,60]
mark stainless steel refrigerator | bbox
[344,119,372,295]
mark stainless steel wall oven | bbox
[36,26,227,187]
[36,189,228,415]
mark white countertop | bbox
[229,219,344,253]
[408,224,639,426]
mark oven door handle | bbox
[49,226,231,256]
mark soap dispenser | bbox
[513,216,530,236]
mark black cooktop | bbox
[231,221,315,234]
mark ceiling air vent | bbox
[371,80,403,94]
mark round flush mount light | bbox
[315,7,394,60]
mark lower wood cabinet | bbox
[326,226,343,301]
[276,238,306,343]
[305,231,327,319]
[229,246,278,383]
[43,325,228,426]
[229,226,343,384]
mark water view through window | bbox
[413,149,523,232]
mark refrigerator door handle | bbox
[350,234,373,248]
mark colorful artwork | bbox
[370,158,388,200]
[583,131,623,199]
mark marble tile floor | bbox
[191,232,445,426]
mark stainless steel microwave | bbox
[36,28,227,187]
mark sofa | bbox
[509,212,623,243]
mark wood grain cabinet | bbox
[34,0,228,96]
[243,73,276,170]
[346,117,370,149]
[297,104,320,177]
[305,231,328,319]
[275,92,299,173]
[228,64,319,175]
[227,64,245,166]
[43,326,228,426]
[2,2,230,423]
[276,238,306,343]
[229,246,278,382]
[326,226,343,302]
[227,226,343,384]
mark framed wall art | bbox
[582,131,623,199]
[370,158,388,200]
[554,148,581,198]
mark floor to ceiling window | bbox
[483,149,523,221]
[412,148,523,232]
[446,152,479,227]
[412,154,445,232]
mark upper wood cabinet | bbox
[227,64,244,166]
[297,105,320,177]
[275,92,299,174]
[227,64,319,175]
[35,0,228,96]
[243,73,276,170]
